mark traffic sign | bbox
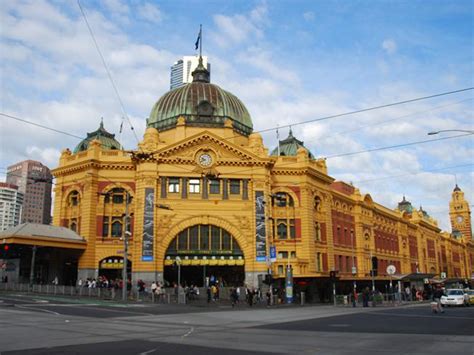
[386,264,396,275]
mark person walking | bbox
[433,286,444,313]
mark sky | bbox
[0,0,473,231]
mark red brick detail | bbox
[322,253,328,271]
[96,216,103,237]
[320,222,327,242]
[330,181,355,195]
[295,218,301,239]
[97,181,136,194]
[288,186,301,203]
[60,218,68,227]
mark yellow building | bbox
[51,57,474,295]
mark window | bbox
[70,218,77,232]
[316,252,322,271]
[111,220,122,237]
[229,179,240,194]
[290,251,296,259]
[274,192,294,207]
[102,217,109,237]
[189,179,200,194]
[277,220,287,239]
[209,179,220,194]
[168,178,180,193]
[289,219,296,239]
[211,226,220,249]
[278,251,288,259]
[189,226,199,250]
[68,191,79,206]
[105,188,126,204]
[178,230,187,249]
[200,225,209,250]
[278,265,284,274]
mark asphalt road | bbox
[1,292,473,355]
[257,306,474,336]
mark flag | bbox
[195,26,201,50]
[119,121,123,134]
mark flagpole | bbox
[199,24,202,58]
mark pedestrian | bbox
[405,286,411,301]
[433,286,444,313]
[206,286,211,303]
[266,289,271,306]
[362,287,369,307]
[231,287,238,307]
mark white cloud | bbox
[382,39,397,54]
[303,11,315,22]
[211,3,268,47]
[137,2,163,23]
[103,0,129,15]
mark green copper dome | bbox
[74,120,121,153]
[147,56,253,136]
[270,129,314,158]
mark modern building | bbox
[170,56,210,90]
[47,56,473,295]
[6,160,53,225]
[0,183,24,231]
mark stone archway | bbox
[162,223,246,287]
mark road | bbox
[1,293,473,354]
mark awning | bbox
[0,223,87,250]
[397,273,436,281]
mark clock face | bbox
[456,215,463,223]
[199,153,212,167]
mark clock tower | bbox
[449,184,472,240]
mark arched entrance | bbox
[98,256,132,281]
[164,224,244,287]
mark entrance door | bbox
[164,265,244,287]
[164,224,245,287]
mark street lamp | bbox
[428,129,474,135]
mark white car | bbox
[440,289,468,306]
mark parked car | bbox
[465,289,474,305]
[440,289,468,306]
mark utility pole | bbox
[122,192,131,302]
[29,245,37,287]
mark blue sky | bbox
[0,0,473,231]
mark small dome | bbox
[147,56,253,136]
[270,129,314,158]
[398,196,413,214]
[74,120,121,153]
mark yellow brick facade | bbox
[51,122,474,288]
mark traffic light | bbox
[1,244,10,258]
[371,256,378,270]
[263,274,273,285]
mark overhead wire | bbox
[77,0,140,147]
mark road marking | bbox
[369,311,474,320]
[139,348,158,355]
[15,305,60,316]
[182,327,194,338]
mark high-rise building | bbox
[0,182,24,231]
[170,56,210,90]
[6,160,52,224]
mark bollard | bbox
[300,292,305,306]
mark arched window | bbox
[273,192,294,207]
[105,188,126,204]
[166,225,242,255]
[68,191,80,206]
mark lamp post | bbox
[122,192,131,302]
[351,230,357,306]
[428,129,474,135]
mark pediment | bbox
[153,131,268,166]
